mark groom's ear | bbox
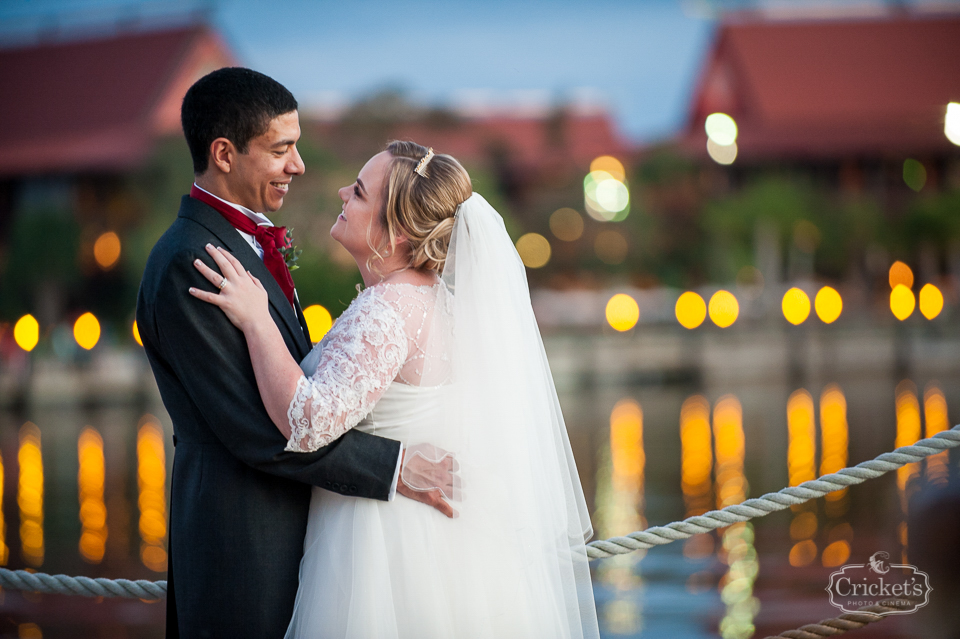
[209,137,237,174]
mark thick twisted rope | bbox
[763,598,918,638]
[0,568,165,599]
[586,425,960,559]
[0,426,956,598]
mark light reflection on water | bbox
[0,364,957,636]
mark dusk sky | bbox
[1,0,955,142]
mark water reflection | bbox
[680,395,713,561]
[819,385,850,567]
[78,427,107,564]
[923,383,949,486]
[137,415,168,572]
[594,399,645,635]
[895,381,921,562]
[0,448,7,565]
[18,422,43,567]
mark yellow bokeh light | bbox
[895,381,921,514]
[923,384,949,486]
[946,102,960,146]
[138,416,168,573]
[814,286,842,324]
[787,389,816,487]
[78,427,107,564]
[918,283,943,320]
[708,290,739,328]
[303,305,333,343]
[549,208,584,242]
[705,113,738,146]
[789,540,817,567]
[14,314,39,352]
[820,384,848,503]
[706,138,737,165]
[74,312,101,350]
[781,287,811,325]
[605,293,640,332]
[610,399,643,492]
[515,233,551,268]
[0,449,7,565]
[888,261,913,289]
[590,156,626,182]
[789,511,818,540]
[675,292,706,329]
[713,395,746,508]
[132,320,143,346]
[822,540,851,567]
[594,230,628,264]
[584,171,630,221]
[680,395,712,517]
[890,284,915,321]
[93,231,122,270]
[19,422,44,567]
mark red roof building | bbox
[684,13,960,161]
[0,25,235,177]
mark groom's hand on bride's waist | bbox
[397,443,461,519]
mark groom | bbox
[137,68,454,639]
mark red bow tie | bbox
[190,185,296,305]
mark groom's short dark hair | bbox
[181,67,298,174]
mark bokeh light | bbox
[706,138,737,165]
[74,312,101,350]
[0,450,7,565]
[820,385,849,506]
[78,427,107,564]
[814,287,842,324]
[944,102,960,146]
[895,381,921,514]
[822,540,851,567]
[902,159,927,192]
[787,389,816,487]
[594,230,628,264]
[606,294,640,332]
[590,156,626,182]
[918,284,943,320]
[789,539,817,567]
[584,170,630,221]
[708,290,739,328]
[713,395,746,508]
[890,284,915,320]
[790,511,818,540]
[515,232,551,268]
[705,112,738,146]
[93,231,121,270]
[675,292,707,329]
[888,261,913,289]
[781,287,811,325]
[680,395,712,518]
[132,320,143,346]
[303,305,333,343]
[923,384,949,486]
[14,314,39,352]
[18,422,44,567]
[138,416,168,573]
[549,208,584,242]
[610,399,643,492]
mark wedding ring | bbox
[218,277,227,291]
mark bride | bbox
[188,141,599,638]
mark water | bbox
[0,321,957,638]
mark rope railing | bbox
[763,598,919,639]
[1,425,957,604]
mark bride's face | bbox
[331,151,391,259]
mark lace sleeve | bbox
[285,289,408,453]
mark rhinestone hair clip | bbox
[414,148,435,177]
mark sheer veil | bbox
[427,193,599,637]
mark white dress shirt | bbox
[194,184,403,499]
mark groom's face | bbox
[228,110,305,213]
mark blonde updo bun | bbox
[377,140,472,273]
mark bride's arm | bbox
[189,244,407,451]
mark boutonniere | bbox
[278,228,302,271]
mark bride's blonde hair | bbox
[372,141,472,274]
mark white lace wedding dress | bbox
[281,195,599,639]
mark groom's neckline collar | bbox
[192,183,274,228]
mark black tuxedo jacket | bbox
[136,195,401,639]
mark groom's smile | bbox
[227,110,305,213]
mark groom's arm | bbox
[148,249,400,499]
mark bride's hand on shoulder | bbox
[189,244,271,332]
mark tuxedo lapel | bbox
[178,195,312,361]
